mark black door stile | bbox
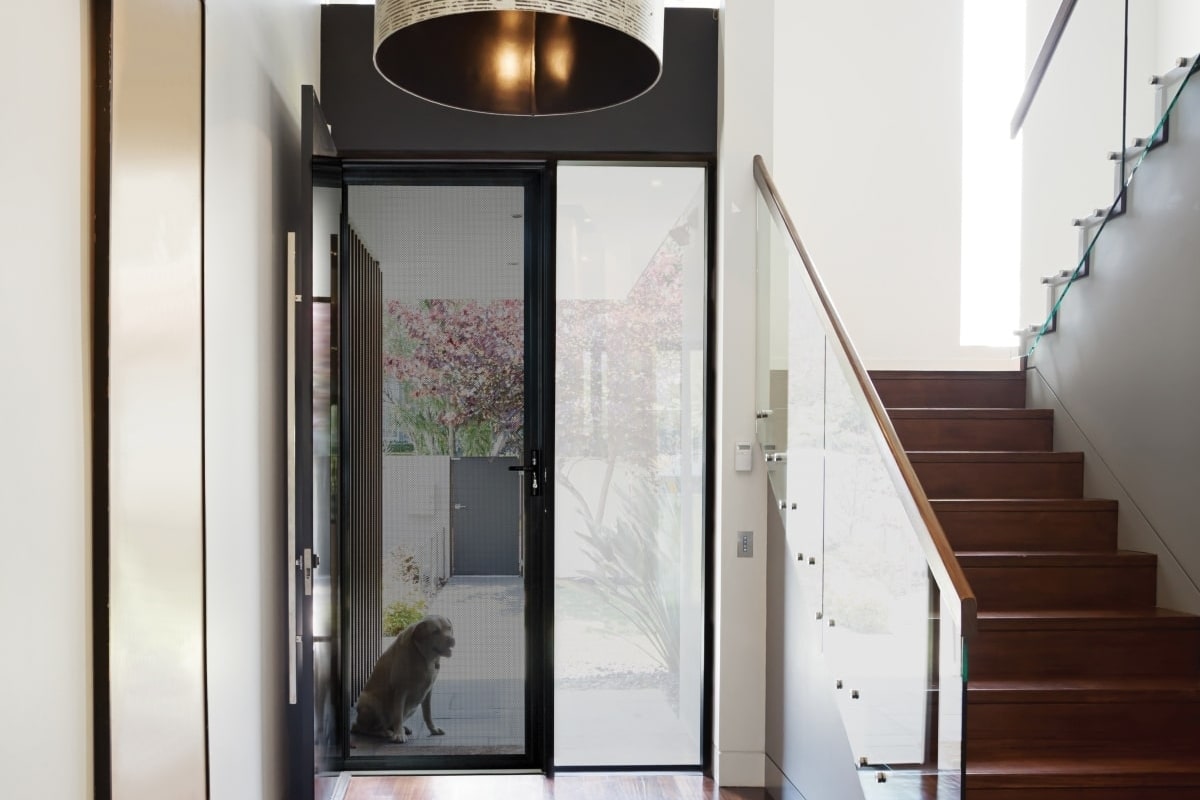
[289,85,341,800]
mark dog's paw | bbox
[388,730,408,744]
[429,726,445,736]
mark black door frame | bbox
[304,156,717,781]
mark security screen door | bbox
[336,168,548,773]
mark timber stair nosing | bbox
[870,370,1026,381]
[907,450,1084,463]
[931,498,1118,512]
[968,677,1200,703]
[977,608,1200,631]
[957,551,1158,567]
[965,760,1200,787]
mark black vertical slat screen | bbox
[344,224,383,704]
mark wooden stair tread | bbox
[874,369,1199,790]
[978,607,1200,631]
[969,677,1200,702]
[931,498,1118,512]
[957,550,1157,567]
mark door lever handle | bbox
[508,450,542,496]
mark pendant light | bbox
[373,1,665,116]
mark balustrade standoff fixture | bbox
[373,0,665,115]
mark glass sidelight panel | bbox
[554,164,707,767]
[341,181,533,763]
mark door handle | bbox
[453,503,468,510]
[508,449,542,496]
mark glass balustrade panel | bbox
[784,243,826,608]
[937,592,966,777]
[755,193,791,492]
[820,341,932,770]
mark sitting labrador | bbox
[352,614,455,743]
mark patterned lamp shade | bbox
[373,1,664,116]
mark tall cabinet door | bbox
[288,84,343,800]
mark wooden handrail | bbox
[1011,0,1078,138]
[752,155,978,639]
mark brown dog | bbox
[352,614,455,743]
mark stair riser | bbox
[971,630,1200,680]
[936,509,1117,552]
[965,787,1200,799]
[966,703,1200,758]
[871,373,1026,408]
[914,461,1084,499]
[965,565,1157,611]
[893,418,1053,451]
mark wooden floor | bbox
[337,774,766,800]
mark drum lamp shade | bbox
[373,1,665,115]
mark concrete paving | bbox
[349,575,701,765]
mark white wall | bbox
[1157,1,1200,71]
[0,3,92,797]
[772,1,994,371]
[203,1,320,797]
[768,1,1189,365]
[1018,0,1160,333]
[715,0,772,786]
[381,456,450,605]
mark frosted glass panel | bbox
[555,164,707,767]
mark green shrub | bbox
[383,598,427,637]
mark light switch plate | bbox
[735,442,753,472]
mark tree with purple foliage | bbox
[384,298,524,457]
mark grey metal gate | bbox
[450,456,521,575]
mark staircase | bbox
[872,369,1200,799]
